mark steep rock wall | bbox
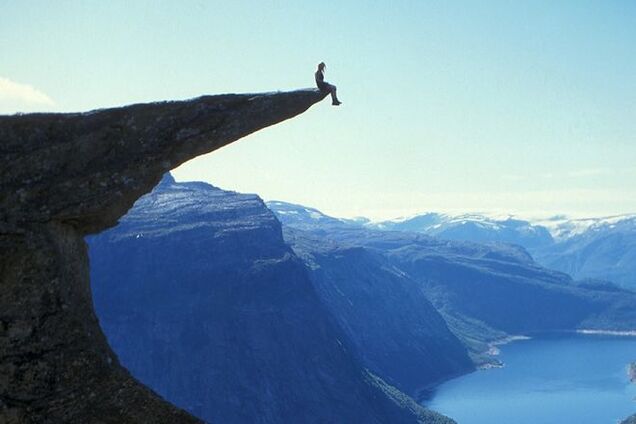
[0,89,327,422]
[88,177,454,424]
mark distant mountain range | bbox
[269,200,636,334]
[268,201,636,289]
[530,216,636,289]
[87,179,636,423]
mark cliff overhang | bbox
[0,89,327,422]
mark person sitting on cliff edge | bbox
[315,62,342,106]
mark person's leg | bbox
[330,85,341,105]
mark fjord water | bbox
[426,334,636,424]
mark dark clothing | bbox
[315,67,341,105]
[315,70,330,91]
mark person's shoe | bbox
[332,100,342,106]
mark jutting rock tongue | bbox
[0,89,328,422]
[0,89,327,234]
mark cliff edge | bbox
[0,89,328,422]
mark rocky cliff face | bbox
[0,89,327,422]
[283,227,474,395]
[88,176,454,424]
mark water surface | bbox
[426,334,636,424]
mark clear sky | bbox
[2,1,635,219]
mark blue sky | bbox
[2,1,635,219]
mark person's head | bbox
[318,62,326,72]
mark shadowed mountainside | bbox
[268,201,636,361]
[89,176,455,423]
[0,89,327,422]
[283,227,474,395]
[530,217,636,289]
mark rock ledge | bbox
[0,89,327,422]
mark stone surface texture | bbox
[0,89,327,423]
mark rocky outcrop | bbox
[0,90,327,233]
[0,89,327,422]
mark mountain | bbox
[270,203,553,249]
[373,213,554,249]
[1,89,329,422]
[533,214,636,240]
[362,211,636,289]
[268,202,636,356]
[267,200,368,231]
[89,176,454,424]
[530,216,636,288]
[284,227,474,395]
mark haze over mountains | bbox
[270,201,636,351]
[269,201,636,289]
[87,176,636,423]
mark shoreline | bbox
[477,335,531,369]
[418,330,635,404]
[417,334,531,401]
[414,368,475,403]
[419,332,636,422]
[487,335,531,354]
